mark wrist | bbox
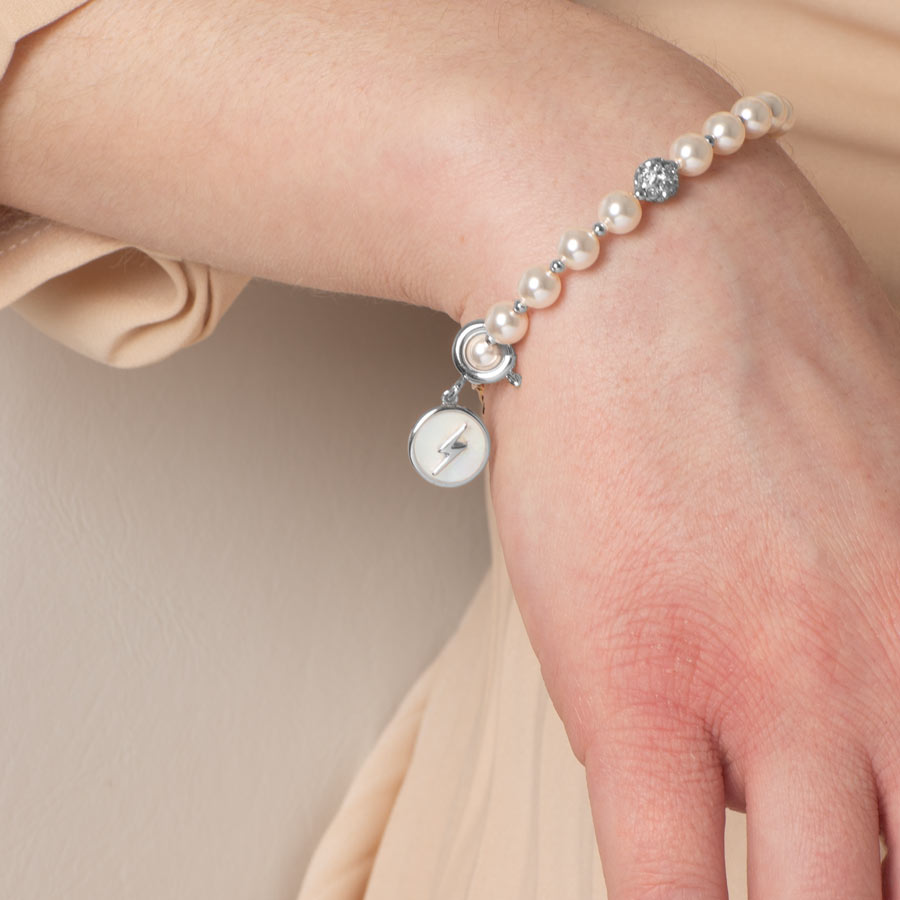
[467,125,890,483]
[432,6,753,328]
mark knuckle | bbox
[596,586,744,733]
[588,712,722,790]
[745,576,888,716]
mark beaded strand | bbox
[408,90,795,488]
[481,92,795,348]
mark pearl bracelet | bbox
[408,91,795,488]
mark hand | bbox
[464,54,900,900]
[6,0,899,894]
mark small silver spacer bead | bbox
[513,298,528,314]
[704,133,717,145]
[507,372,522,388]
[592,222,608,237]
[549,258,566,274]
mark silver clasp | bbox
[441,374,467,407]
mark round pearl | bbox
[517,266,561,309]
[670,132,714,176]
[463,332,502,371]
[557,229,600,270]
[701,111,745,155]
[780,98,795,133]
[755,91,788,133]
[758,91,795,135]
[730,95,772,138]
[485,301,528,345]
[598,191,642,234]
[778,98,795,135]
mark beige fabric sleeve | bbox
[0,1,250,368]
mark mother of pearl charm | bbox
[408,320,519,486]
[408,405,490,487]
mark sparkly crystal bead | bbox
[633,157,679,203]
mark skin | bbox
[2,0,899,895]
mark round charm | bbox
[451,320,516,385]
[408,405,490,488]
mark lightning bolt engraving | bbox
[431,422,468,476]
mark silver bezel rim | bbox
[408,405,490,488]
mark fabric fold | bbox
[0,3,250,368]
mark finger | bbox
[584,710,728,899]
[745,740,881,899]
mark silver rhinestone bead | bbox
[513,298,528,314]
[633,157,679,203]
[704,133,717,145]
[549,259,566,274]
[592,222,608,237]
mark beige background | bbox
[2,0,899,897]
[0,283,489,900]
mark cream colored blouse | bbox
[2,1,898,898]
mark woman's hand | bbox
[4,0,900,894]
[462,29,900,898]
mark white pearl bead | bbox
[485,301,528,344]
[598,190,642,234]
[701,111,745,155]
[779,97,794,134]
[755,91,788,132]
[757,91,795,135]
[670,132,714,176]
[780,97,795,134]
[463,332,502,371]
[517,266,561,309]
[557,229,600,271]
[730,95,772,138]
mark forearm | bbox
[0,0,761,319]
